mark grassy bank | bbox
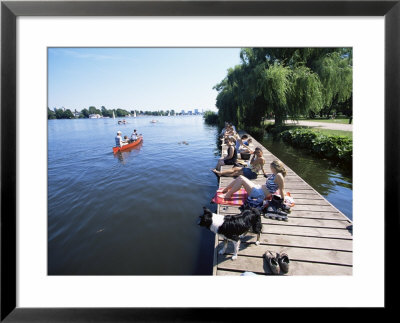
[264,123,352,166]
[264,121,352,139]
[303,118,351,124]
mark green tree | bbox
[81,108,89,118]
[54,108,74,119]
[48,107,56,119]
[116,108,130,117]
[88,106,101,115]
[63,109,75,119]
[203,111,219,125]
[214,48,352,127]
[54,108,65,119]
[101,106,113,118]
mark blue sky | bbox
[48,48,242,112]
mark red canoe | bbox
[113,137,143,154]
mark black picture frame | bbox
[1,0,397,320]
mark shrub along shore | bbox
[278,128,352,166]
[204,112,352,167]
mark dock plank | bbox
[216,255,352,275]
[218,208,350,228]
[213,133,352,276]
[232,233,353,251]
[215,241,353,266]
[262,224,352,239]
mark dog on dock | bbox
[198,207,262,260]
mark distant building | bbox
[89,114,102,119]
[188,111,193,115]
[181,110,185,115]
[194,109,199,115]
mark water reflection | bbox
[261,134,352,220]
[114,142,143,164]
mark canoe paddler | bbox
[115,131,128,147]
[130,129,138,141]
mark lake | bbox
[48,115,219,275]
[48,116,353,276]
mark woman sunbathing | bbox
[221,160,287,201]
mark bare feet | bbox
[212,169,221,177]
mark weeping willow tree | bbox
[214,48,352,127]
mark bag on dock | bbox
[239,196,264,211]
[262,194,295,221]
[264,193,295,210]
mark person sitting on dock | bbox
[115,131,128,147]
[220,160,286,201]
[219,122,229,138]
[221,124,236,141]
[214,137,238,171]
[240,138,254,154]
[213,147,266,180]
[234,134,254,154]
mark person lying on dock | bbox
[213,147,266,180]
[220,160,286,201]
[214,137,238,171]
[115,131,129,147]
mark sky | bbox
[48,48,242,112]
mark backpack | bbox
[239,196,264,211]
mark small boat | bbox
[150,120,157,123]
[112,136,143,154]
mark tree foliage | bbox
[203,111,219,125]
[214,48,352,127]
[53,108,74,119]
[48,107,56,119]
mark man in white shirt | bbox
[115,131,128,147]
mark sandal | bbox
[263,251,280,275]
[277,252,290,274]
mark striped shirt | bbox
[266,174,279,193]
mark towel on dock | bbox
[211,188,248,206]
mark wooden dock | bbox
[213,134,353,276]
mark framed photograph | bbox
[2,0,397,320]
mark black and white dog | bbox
[198,207,262,260]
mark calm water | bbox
[261,134,353,220]
[48,116,219,275]
[48,117,352,275]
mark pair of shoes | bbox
[263,251,279,274]
[276,252,290,274]
[263,251,290,274]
